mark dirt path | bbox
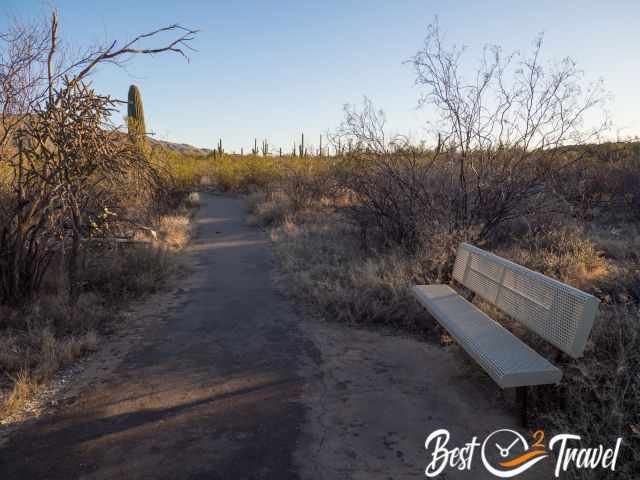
[0,194,548,479]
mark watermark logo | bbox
[424,428,622,478]
[481,429,548,477]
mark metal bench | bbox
[412,243,600,424]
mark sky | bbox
[1,1,639,151]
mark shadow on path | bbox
[0,195,316,480]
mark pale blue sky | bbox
[2,1,639,151]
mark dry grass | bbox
[533,306,640,479]
[246,191,292,227]
[251,194,441,337]
[501,227,610,287]
[3,371,36,416]
[0,294,103,418]
[485,228,640,478]
[156,214,192,250]
[0,199,195,420]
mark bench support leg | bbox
[516,386,528,428]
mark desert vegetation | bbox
[181,24,637,479]
[0,12,197,419]
[1,7,637,479]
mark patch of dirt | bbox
[0,271,191,448]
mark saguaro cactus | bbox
[298,133,305,157]
[127,85,147,153]
[261,139,269,156]
[217,138,224,156]
[252,138,259,155]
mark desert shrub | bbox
[178,147,344,200]
[211,154,281,192]
[269,213,430,333]
[501,227,609,287]
[184,192,201,208]
[551,142,640,222]
[81,245,175,300]
[529,306,640,479]
[246,191,292,227]
[334,148,547,254]
[155,213,193,250]
[279,157,339,211]
[338,151,436,250]
[331,98,580,257]
[164,151,284,193]
[156,148,215,191]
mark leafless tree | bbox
[410,20,608,238]
[0,11,197,304]
[334,22,608,254]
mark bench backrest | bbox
[452,243,599,358]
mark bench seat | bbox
[413,284,562,389]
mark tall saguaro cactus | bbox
[127,85,147,153]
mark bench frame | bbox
[413,243,600,425]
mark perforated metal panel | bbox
[452,243,599,358]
